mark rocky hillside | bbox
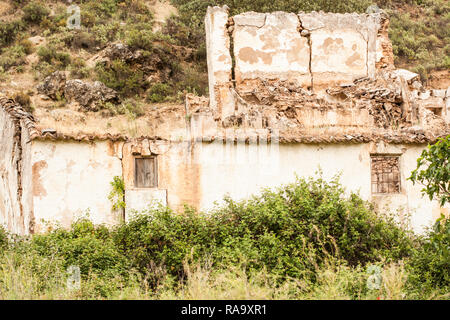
[0,0,448,119]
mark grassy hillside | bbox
[0,0,448,115]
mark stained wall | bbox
[30,140,123,232]
[0,108,25,233]
[205,6,395,119]
[185,140,446,234]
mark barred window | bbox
[371,156,400,194]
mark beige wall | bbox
[30,140,123,232]
[205,6,234,118]
[172,140,446,234]
[233,11,311,88]
[205,7,393,119]
[7,137,445,235]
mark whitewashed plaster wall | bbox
[186,141,446,234]
[30,140,123,232]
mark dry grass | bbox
[3,248,438,300]
[0,245,444,300]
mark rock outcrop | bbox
[36,71,67,100]
[64,80,119,111]
[36,71,119,111]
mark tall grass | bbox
[0,252,444,300]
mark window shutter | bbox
[135,157,157,188]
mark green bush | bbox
[147,83,172,103]
[0,226,8,250]
[69,57,91,79]
[96,60,147,97]
[1,176,445,298]
[35,45,71,78]
[406,214,450,295]
[124,23,156,51]
[112,175,415,283]
[37,45,71,67]
[91,22,121,48]
[22,1,50,24]
[0,44,28,71]
[119,0,153,23]
[82,0,119,21]
[31,219,130,279]
[0,20,24,48]
[176,65,208,96]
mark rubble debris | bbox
[392,69,420,84]
[36,71,67,100]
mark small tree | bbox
[409,136,450,206]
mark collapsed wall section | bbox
[205,7,396,123]
[299,12,372,89]
[232,12,311,91]
[205,6,235,119]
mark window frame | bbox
[370,154,401,195]
[134,155,158,189]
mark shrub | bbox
[69,57,90,79]
[112,206,212,285]
[37,45,70,66]
[31,219,131,280]
[120,99,146,118]
[0,20,24,48]
[0,44,28,71]
[2,175,445,298]
[22,2,50,24]
[147,83,172,103]
[112,175,415,284]
[406,215,450,296]
[92,22,121,48]
[36,45,71,75]
[82,0,118,21]
[176,66,208,96]
[96,60,147,97]
[70,31,100,51]
[13,91,33,113]
[0,226,8,250]
[124,24,155,51]
[18,39,33,54]
[119,0,153,23]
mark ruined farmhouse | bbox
[1,6,449,235]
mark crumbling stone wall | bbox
[205,7,394,119]
[0,98,33,234]
[204,6,448,134]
